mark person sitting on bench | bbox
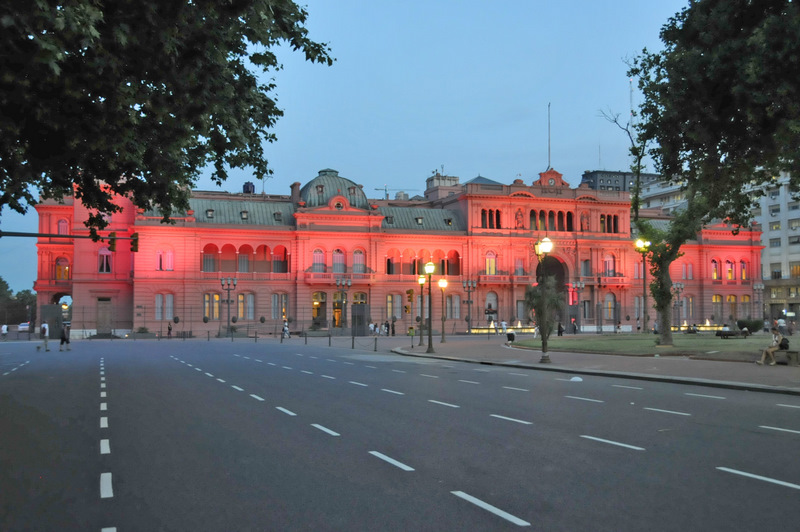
[757,327,783,366]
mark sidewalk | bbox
[388,334,800,396]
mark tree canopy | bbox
[0,0,332,231]
[627,0,800,344]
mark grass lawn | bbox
[513,331,773,357]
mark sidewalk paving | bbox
[388,334,800,396]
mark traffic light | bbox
[406,288,414,302]
[108,232,117,252]
[404,305,410,314]
[130,232,139,252]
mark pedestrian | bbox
[384,320,389,336]
[59,324,71,351]
[368,322,375,335]
[1,323,7,340]
[283,320,290,339]
[757,327,783,366]
[167,321,173,339]
[557,322,564,337]
[501,320,508,334]
[39,322,50,352]
[616,321,622,334]
[778,317,788,336]
[391,321,395,336]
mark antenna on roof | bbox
[546,102,552,171]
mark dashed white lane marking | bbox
[100,417,108,429]
[392,369,406,373]
[777,404,800,409]
[312,424,340,436]
[100,439,111,454]
[326,359,337,363]
[685,392,725,399]
[420,374,439,379]
[382,389,405,395]
[101,527,117,532]
[250,394,265,401]
[216,378,226,383]
[343,362,355,365]
[301,370,314,375]
[100,371,104,376]
[282,366,293,370]
[612,384,643,390]
[580,435,645,451]
[205,372,214,377]
[233,355,240,358]
[508,372,528,377]
[100,472,114,498]
[194,367,202,372]
[503,386,529,392]
[458,380,480,385]
[255,359,263,363]
[100,392,107,398]
[231,385,244,392]
[243,356,251,360]
[565,395,604,403]
[101,377,105,382]
[428,400,459,408]
[474,369,491,373]
[365,365,378,369]
[101,383,106,388]
[186,364,193,367]
[451,491,531,527]
[276,407,297,416]
[717,467,800,490]
[490,414,533,425]
[349,381,368,387]
[310,356,318,359]
[644,407,691,416]
[759,425,800,435]
[100,403,107,411]
[321,375,336,380]
[294,353,304,357]
[369,451,415,471]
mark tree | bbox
[524,276,565,356]
[0,0,332,232]
[628,0,800,345]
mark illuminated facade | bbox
[34,168,763,337]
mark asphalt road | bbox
[2,339,800,531]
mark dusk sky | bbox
[0,0,688,293]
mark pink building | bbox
[34,168,763,337]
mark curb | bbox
[391,348,800,397]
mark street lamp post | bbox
[424,261,436,353]
[438,278,448,343]
[221,277,237,338]
[672,282,684,330]
[418,275,426,347]
[533,237,554,363]
[462,279,476,334]
[335,277,351,330]
[571,280,585,333]
[634,239,651,334]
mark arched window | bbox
[55,257,70,280]
[711,260,720,280]
[98,247,111,273]
[485,251,497,275]
[712,294,723,323]
[726,295,738,322]
[603,254,616,276]
[156,250,174,271]
[312,249,325,272]
[740,260,748,280]
[333,249,345,273]
[725,260,735,280]
[485,292,498,320]
[604,293,617,320]
[57,219,69,235]
[353,250,365,273]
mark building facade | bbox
[34,168,763,337]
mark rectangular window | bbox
[770,238,781,248]
[771,263,783,280]
[449,294,461,319]
[514,258,524,276]
[166,294,174,320]
[238,294,245,318]
[771,287,782,299]
[247,293,254,320]
[485,256,496,275]
[155,294,163,321]
[770,205,781,216]
[99,253,111,273]
[203,254,216,272]
[271,293,288,320]
[238,254,250,273]
[790,218,800,230]
[770,221,782,231]
[204,293,220,320]
[790,202,800,211]
[353,251,365,274]
[791,235,800,245]
[791,262,800,279]
[581,259,592,277]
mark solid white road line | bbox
[381,389,405,395]
[458,380,480,385]
[428,400,459,408]
[231,385,244,391]
[644,407,691,416]
[759,425,800,435]
[717,467,800,490]
[369,451,415,471]
[349,381,368,387]
[312,424,340,436]
[490,414,533,425]
[250,394,265,401]
[685,392,726,399]
[503,386,529,392]
[451,491,530,527]
[100,417,108,428]
[276,407,297,416]
[100,472,114,498]
[612,384,643,390]
[565,395,604,403]
[580,435,645,451]
[100,439,110,454]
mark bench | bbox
[715,330,750,339]
[775,350,799,367]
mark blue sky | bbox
[0,0,687,293]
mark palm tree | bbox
[524,276,565,359]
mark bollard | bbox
[351,336,355,349]
[374,337,377,352]
[304,331,308,345]
[328,332,331,347]
[255,331,258,343]
[280,333,283,344]
[207,331,210,342]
